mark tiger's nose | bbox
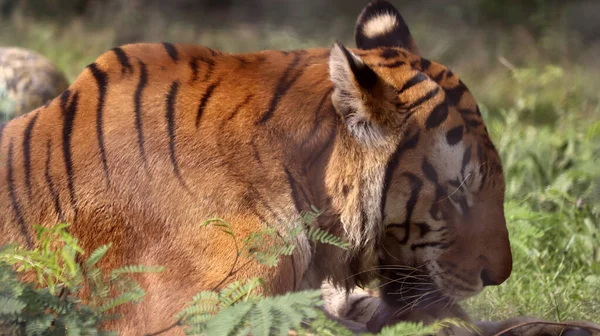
[480,268,508,287]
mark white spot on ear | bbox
[362,13,398,39]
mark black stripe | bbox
[433,70,447,82]
[345,296,370,319]
[165,81,187,188]
[22,112,39,199]
[7,141,33,248]
[387,173,423,245]
[111,47,134,74]
[226,94,253,122]
[44,140,64,221]
[414,222,432,237]
[410,241,449,250]
[195,80,220,128]
[61,90,78,207]
[445,125,464,145]
[380,131,420,219]
[134,60,149,168]
[421,158,438,183]
[302,87,333,147]
[233,55,249,64]
[425,102,449,129]
[372,60,404,68]
[256,54,304,124]
[189,58,199,81]
[380,48,399,59]
[419,58,432,72]
[207,48,218,57]
[285,167,305,213]
[163,42,179,62]
[88,63,110,184]
[250,136,262,165]
[201,59,216,82]
[406,87,440,110]
[398,72,428,93]
[465,118,483,130]
[445,83,466,106]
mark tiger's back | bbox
[0,43,339,331]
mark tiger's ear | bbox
[329,42,392,145]
[355,0,420,55]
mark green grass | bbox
[464,65,600,322]
[1,10,599,329]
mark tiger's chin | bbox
[376,263,482,318]
[366,289,470,334]
[426,261,485,301]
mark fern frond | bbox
[305,226,349,249]
[85,244,112,269]
[219,278,264,308]
[25,313,55,335]
[97,289,145,313]
[201,218,235,237]
[0,296,26,314]
[175,291,220,321]
[297,310,353,336]
[110,265,164,277]
[204,301,254,336]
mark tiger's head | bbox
[326,0,511,312]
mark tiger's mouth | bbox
[376,264,469,317]
[378,266,448,312]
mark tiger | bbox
[0,47,69,122]
[0,0,525,334]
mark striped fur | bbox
[0,1,512,334]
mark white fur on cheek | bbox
[432,135,465,181]
[362,13,399,39]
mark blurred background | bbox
[1,0,599,325]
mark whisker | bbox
[393,288,441,301]
[342,265,426,282]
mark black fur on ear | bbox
[336,41,378,90]
[354,0,420,55]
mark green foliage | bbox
[296,310,354,336]
[465,63,600,322]
[0,223,84,295]
[173,209,352,336]
[302,206,350,249]
[0,223,164,335]
[201,290,321,336]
